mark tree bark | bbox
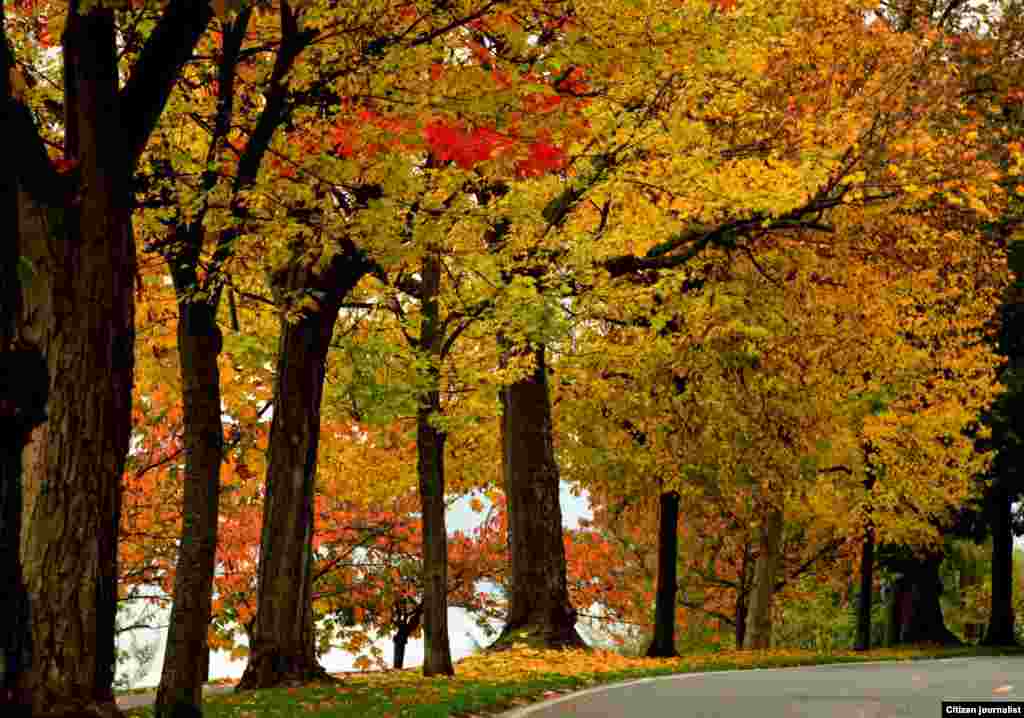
[743,503,784,650]
[416,246,454,676]
[0,350,40,718]
[983,482,1017,646]
[891,554,962,645]
[491,344,584,650]
[854,526,875,651]
[1,18,42,717]
[392,606,421,671]
[7,0,210,712]
[393,634,408,672]
[646,490,680,658]
[734,540,751,649]
[16,9,134,716]
[154,294,224,718]
[236,251,366,691]
[885,574,908,647]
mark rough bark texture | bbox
[646,490,680,658]
[854,526,875,651]
[236,253,366,691]
[416,247,453,676]
[1,21,41,716]
[154,294,224,718]
[983,483,1017,646]
[491,345,584,650]
[16,9,133,716]
[154,10,253,713]
[889,555,962,646]
[743,504,784,650]
[0,351,41,718]
[0,442,33,718]
[0,360,45,714]
[4,1,209,712]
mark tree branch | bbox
[120,0,215,172]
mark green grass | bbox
[119,645,1024,717]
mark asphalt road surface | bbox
[501,657,1024,718]
[116,683,236,711]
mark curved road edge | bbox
[496,656,986,718]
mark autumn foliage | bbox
[7,0,1024,712]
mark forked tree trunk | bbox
[646,490,680,658]
[8,0,209,709]
[983,482,1017,646]
[237,252,366,691]
[743,504,784,650]
[886,574,908,647]
[491,344,584,650]
[155,6,250,712]
[854,525,875,651]
[17,10,134,716]
[416,246,454,676]
[392,607,421,671]
[890,554,962,646]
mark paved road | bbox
[501,657,1024,718]
[116,683,236,711]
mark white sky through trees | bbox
[116,482,592,688]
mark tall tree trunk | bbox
[17,9,135,715]
[0,19,43,716]
[734,540,751,649]
[417,246,453,676]
[646,490,680,658]
[236,252,366,691]
[491,344,584,650]
[156,8,269,712]
[4,1,208,710]
[983,482,1017,646]
[854,525,875,651]
[154,293,224,718]
[892,554,962,645]
[743,503,784,650]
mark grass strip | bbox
[120,644,1024,717]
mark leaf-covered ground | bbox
[120,645,1024,717]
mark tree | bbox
[978,243,1024,646]
[854,445,879,651]
[646,490,681,657]
[883,548,963,646]
[491,343,585,649]
[0,17,47,717]
[6,1,213,713]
